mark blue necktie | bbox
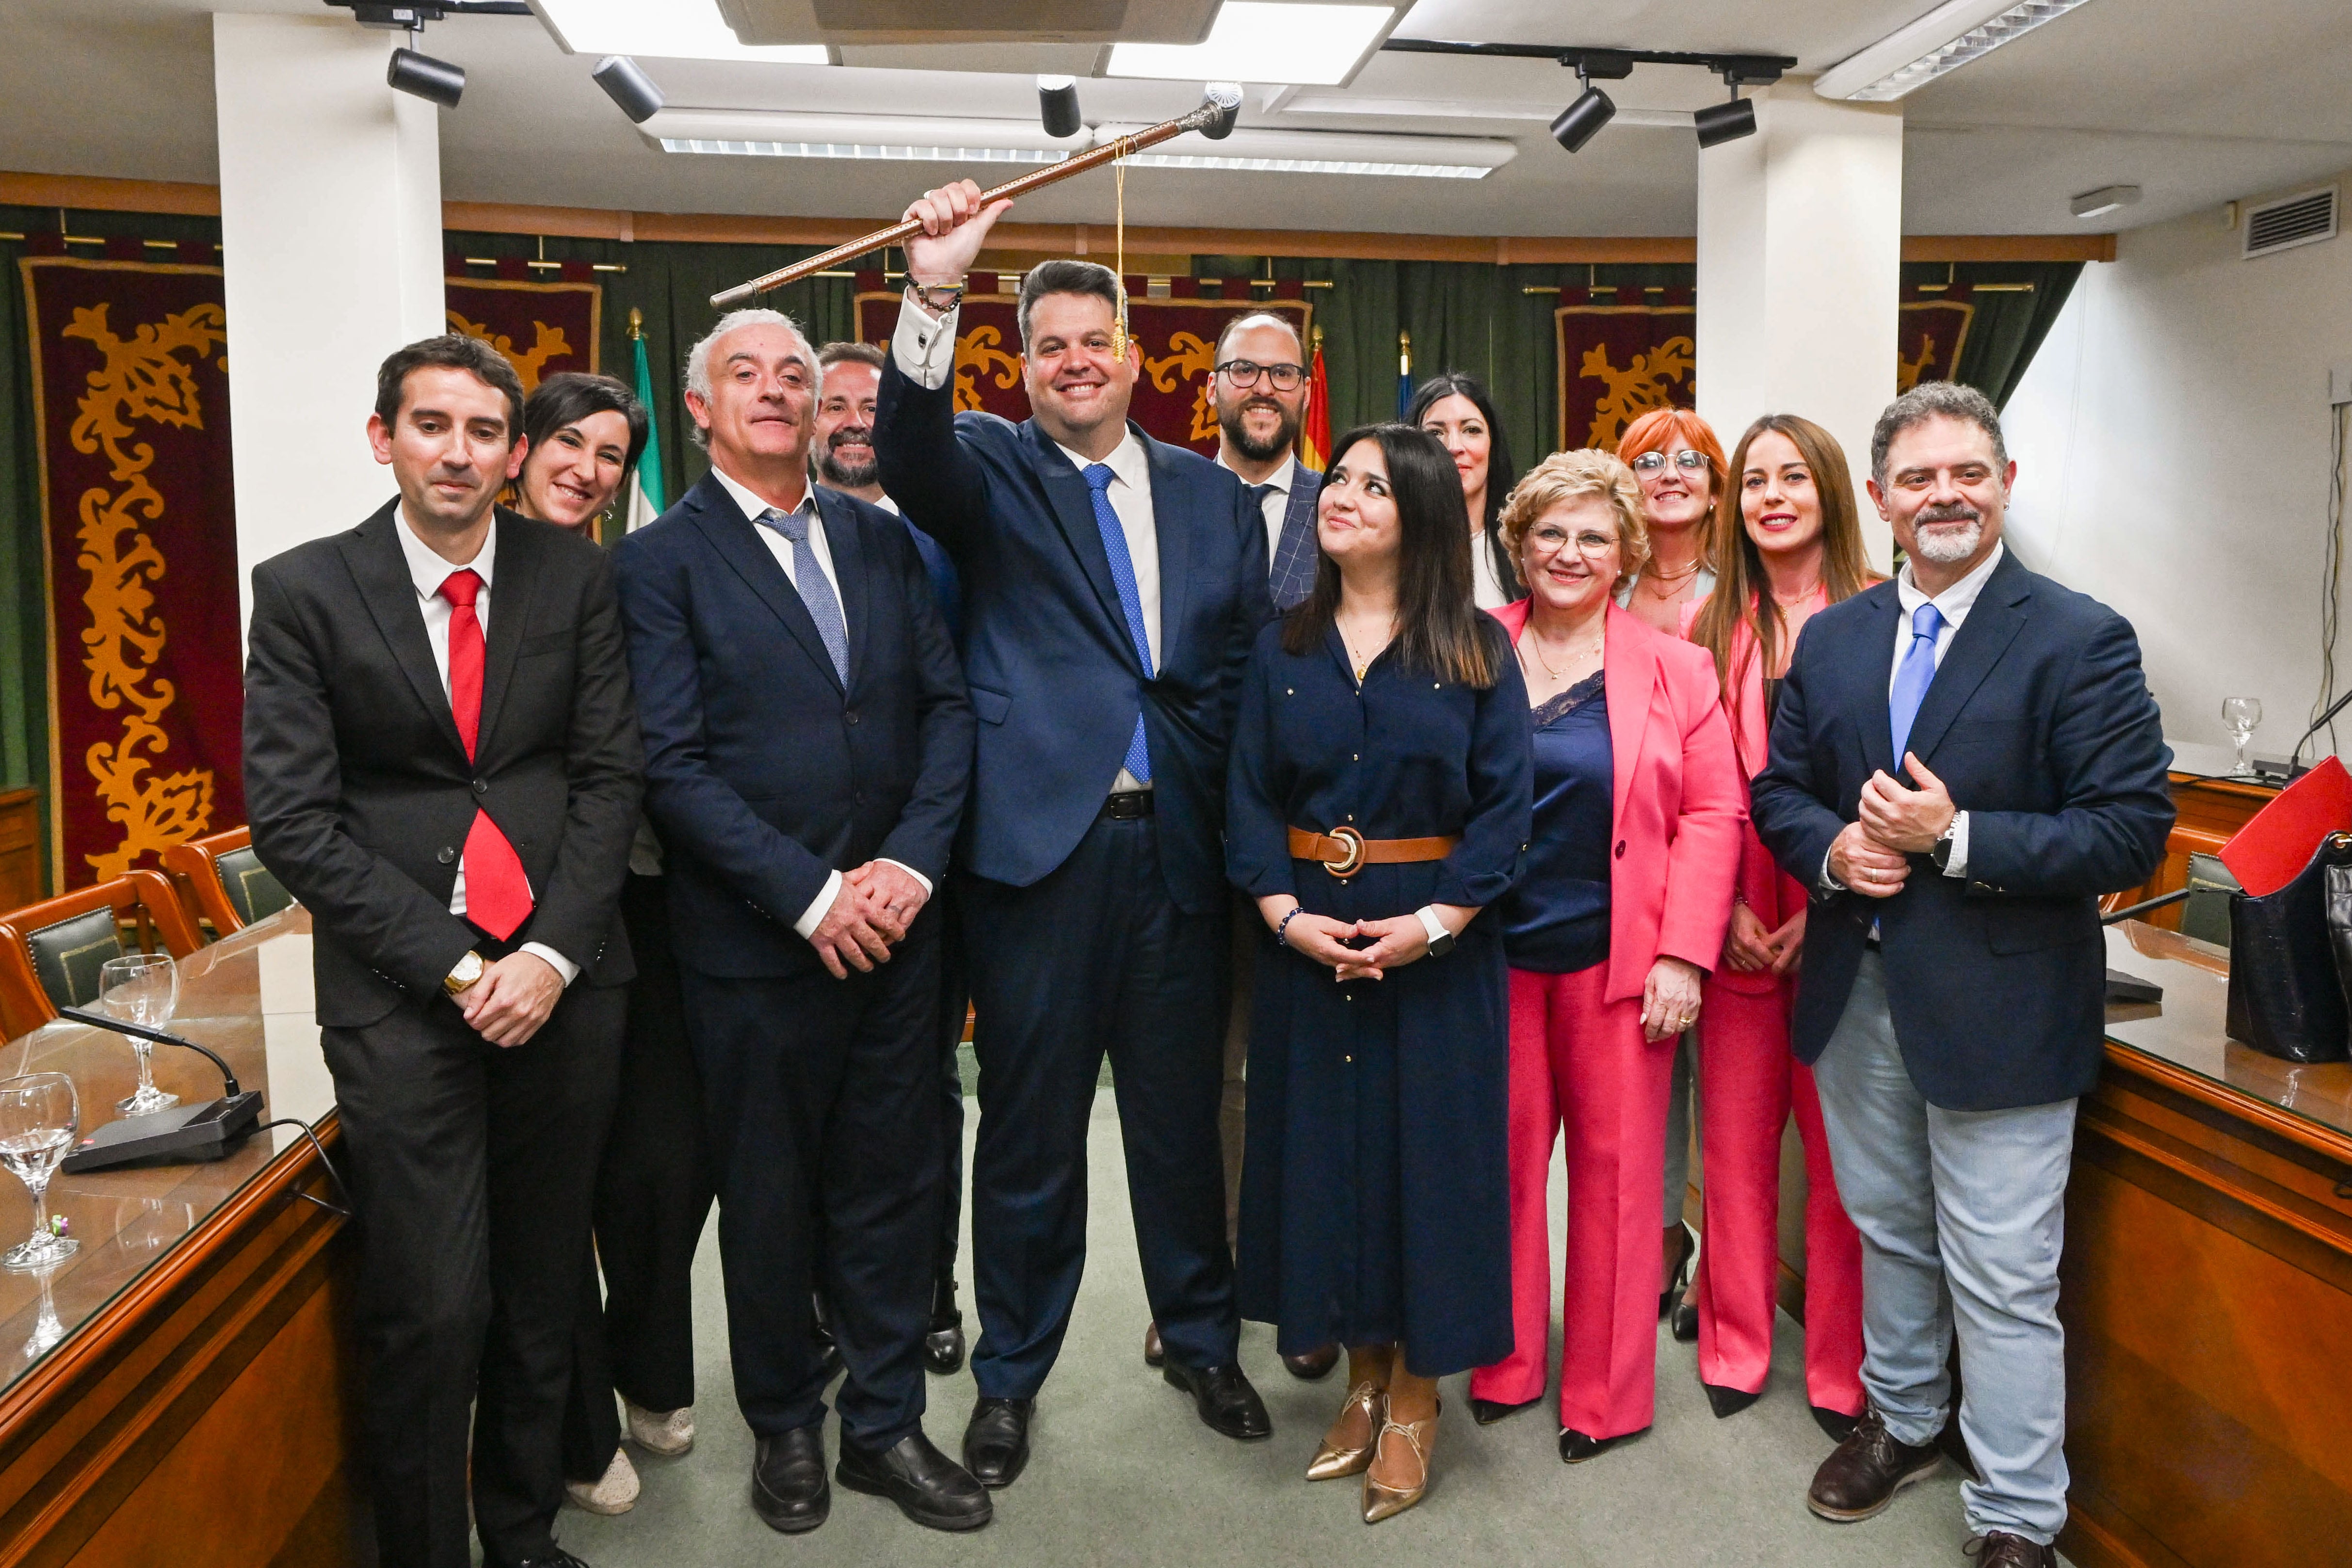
[1887,600,1946,765]
[1083,463,1154,782]
[759,506,850,687]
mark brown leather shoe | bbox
[1283,1344,1339,1381]
[1807,1405,1944,1522]
[1965,1532,2057,1567]
[1143,1321,1163,1368]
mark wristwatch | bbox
[1417,905,1456,959]
[1930,818,1959,873]
[443,950,486,996]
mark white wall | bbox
[2003,168,2352,769]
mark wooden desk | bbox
[2060,922,2352,1568]
[2112,770,2277,931]
[0,908,358,1567]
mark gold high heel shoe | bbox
[1361,1401,1439,1524]
[1307,1379,1386,1481]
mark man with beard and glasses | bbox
[1138,310,1338,1384]
[1750,382,2173,1568]
[812,340,971,1379]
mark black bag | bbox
[2227,832,2352,1063]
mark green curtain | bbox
[1909,261,2084,409]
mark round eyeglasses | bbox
[1215,360,1306,392]
[1629,449,1710,476]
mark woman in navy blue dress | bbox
[1228,423,1532,1524]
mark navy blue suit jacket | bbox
[1749,549,2174,1110]
[876,361,1269,914]
[613,474,974,977]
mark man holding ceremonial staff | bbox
[875,179,1274,1488]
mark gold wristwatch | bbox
[443,950,486,996]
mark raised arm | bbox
[243,561,477,994]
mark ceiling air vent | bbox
[2243,186,2338,259]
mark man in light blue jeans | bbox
[1750,383,2173,1568]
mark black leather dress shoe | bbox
[1469,1395,1540,1426]
[1161,1360,1273,1440]
[1705,1382,1761,1420]
[1807,1405,1943,1521]
[1559,1425,1645,1463]
[924,1276,966,1375]
[1670,1301,1699,1343]
[837,1430,994,1532]
[1282,1344,1339,1381]
[1143,1320,1164,1367]
[752,1427,829,1534]
[962,1397,1034,1489]
[1812,1404,1860,1443]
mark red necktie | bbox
[438,569,533,941]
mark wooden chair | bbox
[0,870,205,1040]
[160,825,293,939]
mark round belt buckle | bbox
[1324,825,1365,880]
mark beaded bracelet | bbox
[1275,907,1307,949]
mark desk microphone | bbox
[53,1007,264,1172]
[2284,687,2352,780]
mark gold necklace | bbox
[1341,616,1395,681]
[1645,558,1703,588]
[1517,623,1602,683]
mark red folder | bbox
[2218,755,2352,896]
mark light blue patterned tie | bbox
[759,506,850,687]
[1083,463,1153,783]
[1887,600,1946,765]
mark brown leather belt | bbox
[1288,825,1460,880]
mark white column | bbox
[215,13,445,623]
[1696,82,1904,571]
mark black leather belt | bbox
[1101,790,1155,821]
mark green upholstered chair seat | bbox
[26,909,124,1011]
[215,846,293,927]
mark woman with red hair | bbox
[1679,413,1873,1438]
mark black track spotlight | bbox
[1036,74,1082,139]
[593,55,665,123]
[1694,94,1757,149]
[1551,80,1615,154]
[388,45,465,108]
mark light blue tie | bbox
[1887,600,1946,765]
[759,506,850,687]
[1083,463,1153,783]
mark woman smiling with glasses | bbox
[1614,408,1726,635]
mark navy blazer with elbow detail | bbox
[614,474,973,978]
[1749,548,2174,1111]
[875,356,1269,914]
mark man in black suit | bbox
[614,309,985,1535]
[876,181,1273,1488]
[1750,383,2173,1568]
[244,334,641,1568]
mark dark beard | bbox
[814,429,878,490]
[1220,401,1300,464]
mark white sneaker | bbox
[564,1447,640,1515]
[623,1397,696,1456]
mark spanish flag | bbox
[1301,326,1331,473]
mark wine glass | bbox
[2222,696,2263,778]
[98,953,178,1116]
[0,1073,79,1273]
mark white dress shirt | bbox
[893,293,1162,794]
[708,465,934,939]
[1471,528,1514,611]
[1218,450,1299,566]
[391,513,577,985]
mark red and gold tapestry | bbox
[852,288,1310,459]
[22,258,242,890]
[1557,289,1981,452]
[445,276,601,390]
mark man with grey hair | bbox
[615,307,987,1534]
[875,179,1273,1489]
[1751,382,2173,1567]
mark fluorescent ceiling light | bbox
[1815,0,2097,102]
[1107,2,1394,87]
[643,110,1079,164]
[1095,122,1513,178]
[1284,96,1692,128]
[535,0,831,64]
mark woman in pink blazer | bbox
[1679,413,1875,1439]
[1466,450,1744,1461]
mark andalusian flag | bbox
[626,311,666,533]
[1301,327,1332,472]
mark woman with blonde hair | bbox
[1678,414,1874,1437]
[1466,449,1743,1462]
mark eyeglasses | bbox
[1526,524,1622,559]
[1215,359,1306,392]
[1629,449,1710,476]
